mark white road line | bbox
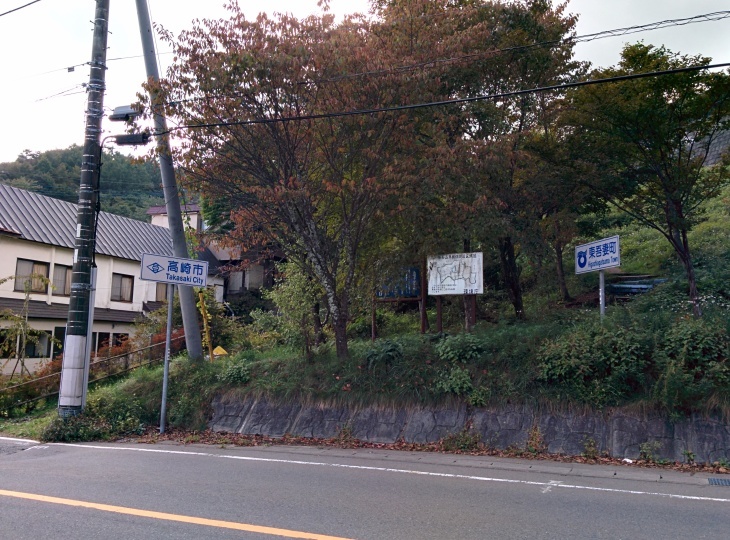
[542,480,562,494]
[0,436,39,444]
[56,443,730,504]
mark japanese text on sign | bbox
[575,236,620,274]
[140,253,208,287]
[427,252,483,295]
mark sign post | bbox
[575,236,620,319]
[159,283,174,434]
[140,253,208,433]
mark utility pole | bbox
[135,0,204,361]
[58,0,110,417]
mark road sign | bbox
[427,252,483,295]
[575,236,620,275]
[140,253,208,287]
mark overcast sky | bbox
[0,0,728,163]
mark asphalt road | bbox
[1,436,729,539]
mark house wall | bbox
[1,235,225,374]
[0,236,158,374]
[150,212,202,232]
[0,236,160,311]
[0,317,133,375]
[245,264,264,289]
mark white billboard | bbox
[575,236,620,275]
[427,252,483,295]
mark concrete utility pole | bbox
[135,0,204,361]
[58,0,110,417]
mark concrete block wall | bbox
[209,396,730,463]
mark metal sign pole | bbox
[599,270,606,319]
[159,284,174,434]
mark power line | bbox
[317,11,730,84]
[156,10,730,109]
[0,0,41,18]
[35,85,87,102]
[162,62,730,134]
[17,10,730,86]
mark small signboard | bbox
[575,236,620,275]
[427,252,483,295]
[376,267,421,299]
[140,253,208,287]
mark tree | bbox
[0,146,164,221]
[152,7,424,358]
[568,44,730,316]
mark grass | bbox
[0,403,56,440]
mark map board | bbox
[427,252,483,295]
[575,236,620,275]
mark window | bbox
[14,259,49,293]
[53,327,66,356]
[155,282,168,301]
[52,264,72,296]
[111,273,134,302]
[25,331,52,358]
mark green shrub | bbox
[467,386,490,407]
[435,333,484,364]
[365,339,404,372]
[41,387,144,442]
[41,415,109,442]
[537,323,651,406]
[653,317,730,416]
[218,357,252,385]
[433,365,473,396]
[440,427,482,452]
[166,359,221,430]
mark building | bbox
[0,184,221,374]
[147,204,277,299]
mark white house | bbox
[146,204,274,297]
[0,184,222,374]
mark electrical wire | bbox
[35,85,87,102]
[0,0,42,18]
[317,11,730,84]
[15,10,730,87]
[160,62,730,134]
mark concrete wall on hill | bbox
[209,396,730,463]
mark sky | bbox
[0,0,728,163]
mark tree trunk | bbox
[677,229,702,318]
[553,242,572,302]
[332,313,349,359]
[498,236,525,319]
[463,238,476,331]
[312,302,325,346]
[666,199,702,318]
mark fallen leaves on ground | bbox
[122,428,730,475]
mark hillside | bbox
[0,146,164,222]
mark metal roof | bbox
[0,297,140,323]
[146,203,200,215]
[0,184,172,261]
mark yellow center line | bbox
[0,489,354,540]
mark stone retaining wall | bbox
[209,396,730,463]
